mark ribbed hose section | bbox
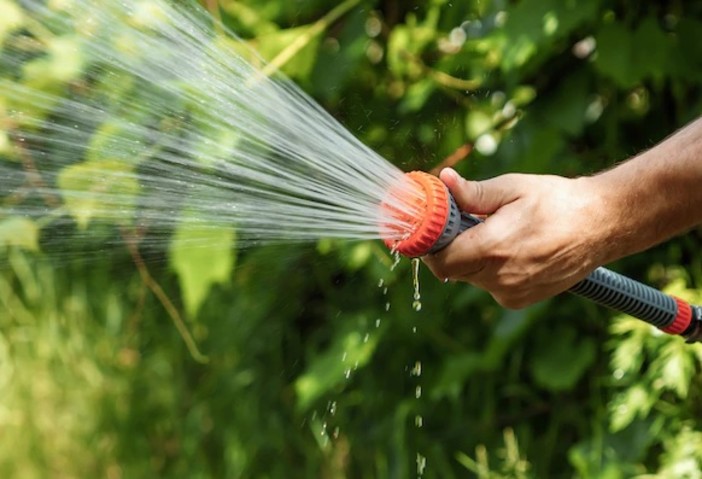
[569,267,678,328]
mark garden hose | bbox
[381,171,702,342]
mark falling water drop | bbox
[411,258,422,311]
[416,453,427,477]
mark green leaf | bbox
[169,210,235,319]
[655,339,695,398]
[252,25,322,80]
[0,217,39,252]
[58,159,140,229]
[295,318,379,411]
[595,18,671,88]
[530,327,596,391]
[609,384,653,433]
[500,0,601,71]
[0,0,23,45]
[87,119,146,164]
[22,36,85,88]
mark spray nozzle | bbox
[380,171,480,257]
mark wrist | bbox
[574,172,641,266]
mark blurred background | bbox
[2,0,702,477]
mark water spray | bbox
[381,171,702,342]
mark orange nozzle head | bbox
[380,171,452,258]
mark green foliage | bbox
[169,212,236,318]
[58,159,140,228]
[0,217,38,251]
[2,0,702,478]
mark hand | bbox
[422,168,611,309]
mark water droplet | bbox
[415,385,422,398]
[411,258,422,311]
[415,415,423,427]
[385,302,391,311]
[363,333,370,343]
[344,368,351,379]
[416,453,427,476]
[341,352,347,362]
[375,318,381,328]
[329,401,337,415]
[411,361,422,377]
[378,278,384,288]
[390,251,402,270]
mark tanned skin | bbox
[423,118,702,309]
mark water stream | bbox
[1,0,423,254]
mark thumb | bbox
[439,168,521,214]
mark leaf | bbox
[595,18,671,88]
[530,327,596,391]
[86,119,147,164]
[0,217,39,252]
[500,0,601,71]
[252,25,322,80]
[295,318,379,411]
[57,159,140,229]
[608,384,653,433]
[432,352,482,400]
[22,36,85,88]
[386,19,436,78]
[0,0,23,44]
[169,209,235,319]
[655,339,695,398]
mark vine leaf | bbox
[57,159,140,229]
[169,208,235,319]
[0,217,39,251]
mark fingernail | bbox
[441,168,458,183]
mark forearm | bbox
[587,117,702,264]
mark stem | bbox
[202,0,223,34]
[14,139,62,209]
[122,229,209,364]
[260,0,362,77]
[430,143,473,176]
[400,50,482,92]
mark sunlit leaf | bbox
[0,0,23,44]
[22,36,85,88]
[169,209,235,319]
[609,384,652,433]
[295,318,379,411]
[0,217,39,251]
[251,25,322,80]
[57,159,140,228]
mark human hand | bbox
[422,168,611,308]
